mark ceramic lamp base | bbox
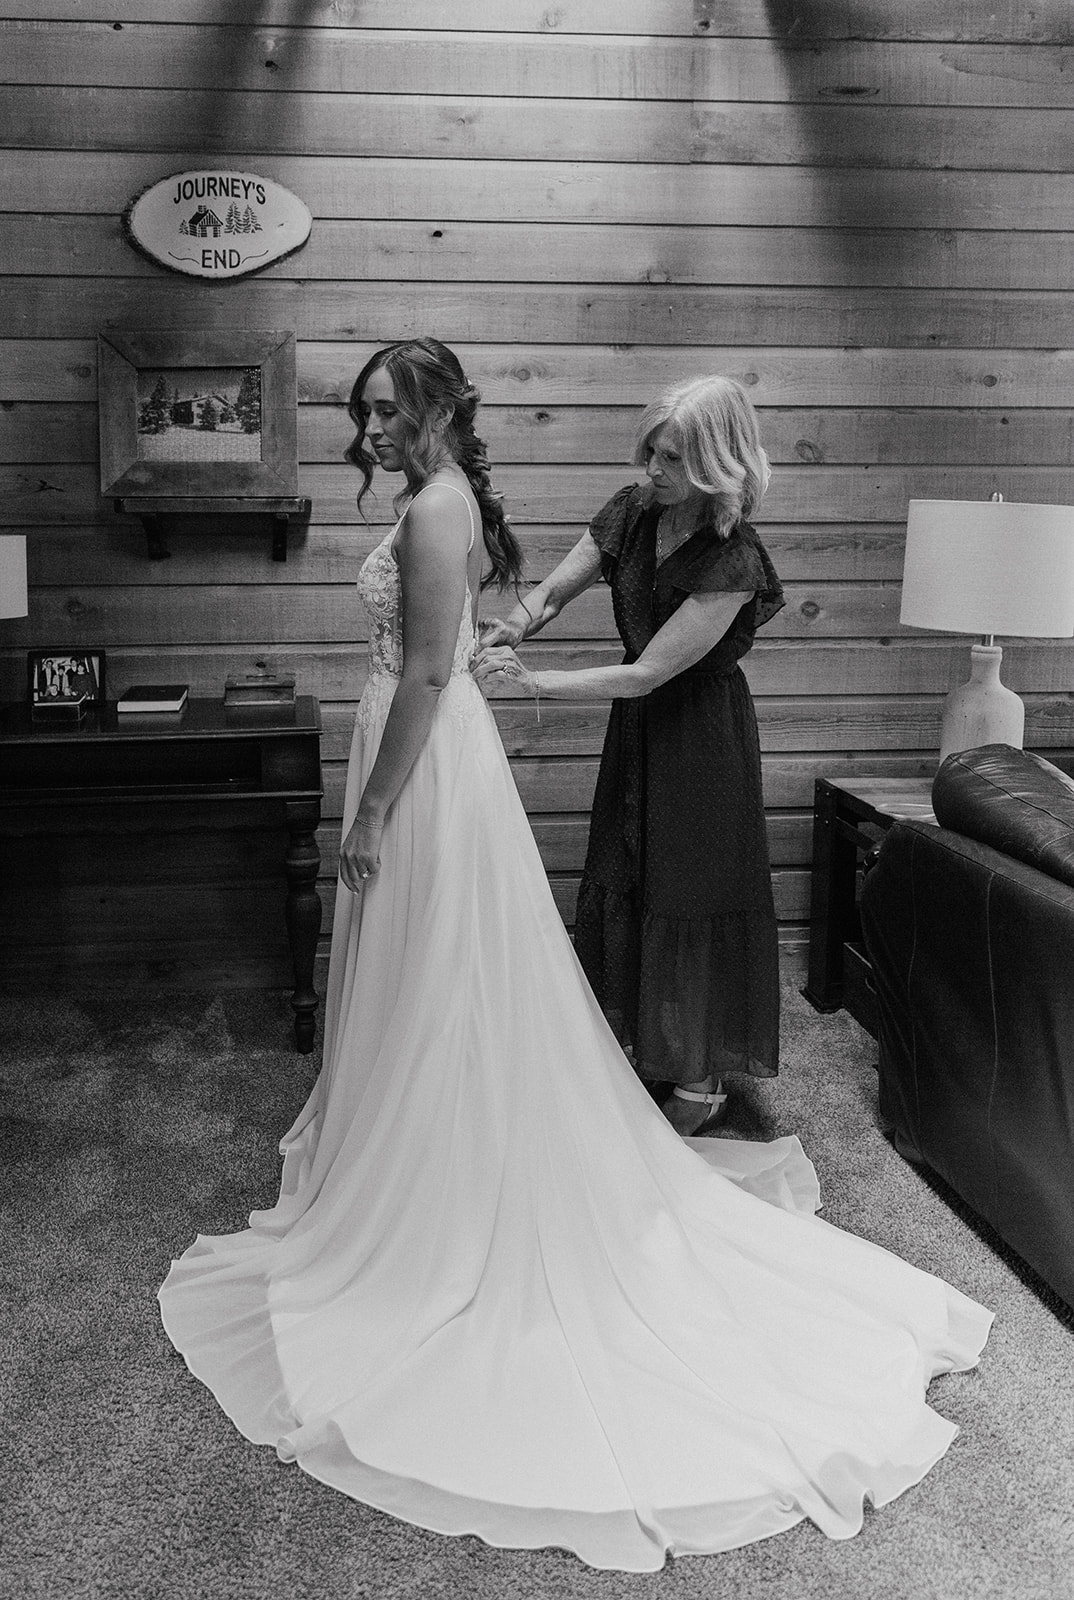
[939,643,1025,764]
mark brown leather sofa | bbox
[860,742,1074,1310]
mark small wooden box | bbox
[224,674,296,708]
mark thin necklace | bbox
[656,502,694,563]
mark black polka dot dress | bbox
[574,484,784,1085]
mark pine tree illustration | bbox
[240,205,262,234]
[138,373,171,435]
[234,368,262,434]
[224,202,241,234]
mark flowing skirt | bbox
[159,670,992,1572]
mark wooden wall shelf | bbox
[114,496,312,562]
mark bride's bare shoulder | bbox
[394,484,470,590]
[398,481,472,551]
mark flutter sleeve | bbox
[671,521,785,631]
[587,484,642,582]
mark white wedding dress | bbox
[159,485,993,1572]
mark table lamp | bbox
[0,535,28,619]
[900,497,1074,764]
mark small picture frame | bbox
[28,649,106,721]
[97,329,298,499]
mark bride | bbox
[159,337,992,1573]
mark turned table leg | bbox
[284,797,322,1053]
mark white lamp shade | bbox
[900,499,1074,638]
[0,535,28,619]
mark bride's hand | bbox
[478,616,524,649]
[473,645,535,698]
[339,814,383,893]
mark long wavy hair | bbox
[632,375,771,540]
[345,337,523,591]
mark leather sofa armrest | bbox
[861,818,1074,1308]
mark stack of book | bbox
[116,684,189,715]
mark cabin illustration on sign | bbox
[182,206,224,238]
[176,204,263,240]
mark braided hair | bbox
[345,337,523,591]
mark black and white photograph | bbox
[1,8,1072,1600]
[135,366,263,464]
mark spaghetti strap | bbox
[396,479,477,552]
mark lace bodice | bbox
[357,516,477,683]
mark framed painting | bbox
[97,330,298,499]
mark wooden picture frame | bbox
[27,648,107,712]
[97,330,298,499]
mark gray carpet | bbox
[2,972,1072,1600]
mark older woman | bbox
[477,376,784,1134]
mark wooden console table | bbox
[0,697,323,1052]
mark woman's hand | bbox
[477,616,525,649]
[339,813,384,893]
[472,644,536,698]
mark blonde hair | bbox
[632,375,771,539]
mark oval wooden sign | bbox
[124,169,312,281]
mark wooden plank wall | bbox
[3,0,1074,986]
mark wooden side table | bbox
[0,697,323,1052]
[801,776,937,1038]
